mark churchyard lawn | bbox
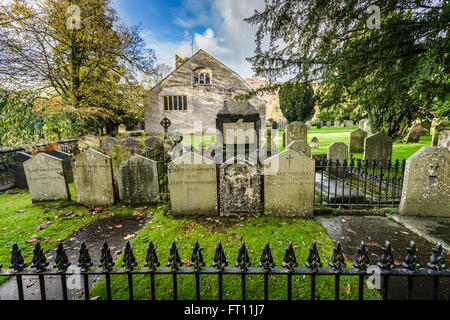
[0,185,149,285]
[89,208,381,300]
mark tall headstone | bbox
[117,155,159,205]
[216,101,261,162]
[23,153,70,202]
[432,120,449,150]
[327,142,348,163]
[363,132,393,164]
[346,120,354,129]
[284,121,307,147]
[264,149,315,217]
[359,119,366,129]
[219,156,261,216]
[168,152,218,216]
[118,124,126,134]
[49,150,73,182]
[310,137,319,149]
[73,148,115,206]
[287,140,311,157]
[11,152,33,188]
[406,122,425,143]
[349,128,368,154]
[400,147,449,217]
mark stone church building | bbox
[144,50,267,135]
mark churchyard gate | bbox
[0,239,447,300]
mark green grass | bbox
[90,209,381,300]
[0,184,143,284]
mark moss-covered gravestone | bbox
[349,128,368,154]
[363,132,392,164]
[117,155,159,205]
[400,147,449,217]
[23,153,70,202]
[73,148,115,206]
[264,149,315,217]
[284,121,307,147]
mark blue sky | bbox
[112,0,266,78]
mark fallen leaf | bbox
[346,284,351,295]
[90,296,100,300]
[26,281,37,288]
[123,234,135,240]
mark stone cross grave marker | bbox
[49,150,73,182]
[406,122,425,143]
[310,137,319,149]
[287,140,311,157]
[160,117,172,140]
[168,152,218,216]
[264,149,315,217]
[363,132,393,164]
[400,147,449,217]
[117,154,159,205]
[219,156,261,216]
[73,148,115,206]
[284,121,307,147]
[349,128,368,154]
[23,153,70,202]
[11,151,33,188]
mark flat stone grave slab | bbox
[23,153,70,202]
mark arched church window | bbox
[193,73,199,85]
[205,74,210,84]
[193,67,212,86]
[200,74,204,84]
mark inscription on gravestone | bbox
[23,153,70,202]
[168,152,218,216]
[73,148,115,206]
[264,149,315,217]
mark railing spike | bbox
[99,241,114,272]
[353,241,369,270]
[145,241,160,271]
[329,241,346,271]
[427,242,446,271]
[190,241,205,271]
[54,242,70,272]
[281,241,297,271]
[167,241,182,271]
[122,241,137,271]
[10,243,26,271]
[212,241,228,271]
[305,241,322,271]
[236,241,251,271]
[377,240,394,270]
[78,242,93,272]
[30,241,49,272]
[402,241,420,271]
[259,241,275,271]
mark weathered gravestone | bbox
[316,122,322,129]
[287,140,311,157]
[78,135,100,150]
[284,121,307,147]
[432,120,450,150]
[305,121,312,129]
[49,150,73,182]
[363,120,371,133]
[349,128,368,154]
[363,132,393,164]
[400,147,449,217]
[117,155,159,205]
[264,149,315,217]
[100,137,120,151]
[326,121,331,127]
[122,137,139,149]
[144,136,163,148]
[406,122,425,143]
[168,152,218,216]
[118,123,127,134]
[310,137,319,149]
[219,156,261,216]
[216,101,261,163]
[343,120,348,127]
[346,120,354,129]
[23,153,70,202]
[73,148,115,206]
[327,142,348,163]
[359,119,366,130]
[334,120,340,127]
[11,151,33,188]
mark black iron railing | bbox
[314,155,406,207]
[0,240,447,301]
